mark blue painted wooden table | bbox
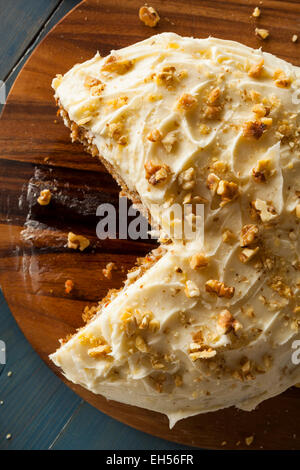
[0,0,190,450]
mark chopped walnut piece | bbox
[242,120,266,139]
[177,93,197,112]
[178,167,195,190]
[147,129,162,142]
[88,344,111,358]
[239,246,260,263]
[255,28,269,40]
[240,224,259,247]
[139,5,160,27]
[205,280,235,298]
[204,105,222,119]
[84,76,105,96]
[144,160,171,185]
[135,335,149,352]
[174,375,183,387]
[161,130,177,152]
[184,280,200,298]
[102,55,133,74]
[248,58,264,78]
[251,199,277,222]
[102,262,117,280]
[252,104,270,117]
[245,436,254,446]
[252,7,261,17]
[217,180,239,203]
[121,311,138,336]
[156,66,183,88]
[190,254,208,270]
[296,204,300,218]
[252,159,272,182]
[206,173,220,192]
[189,345,216,361]
[273,70,291,88]
[67,232,90,251]
[207,87,221,105]
[218,309,240,334]
[37,189,51,206]
[222,229,236,244]
[65,279,74,294]
[107,122,125,142]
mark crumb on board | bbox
[245,435,254,446]
[255,28,269,40]
[7,371,12,377]
[102,262,117,280]
[37,189,51,206]
[292,34,298,43]
[67,232,90,251]
[65,279,74,294]
[0,401,4,405]
[139,5,160,27]
[221,440,227,446]
[252,7,261,17]
[6,434,12,440]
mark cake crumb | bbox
[245,435,254,446]
[221,440,227,446]
[65,279,74,294]
[139,5,160,27]
[6,434,12,440]
[255,28,269,40]
[292,34,298,43]
[37,189,51,206]
[102,262,117,280]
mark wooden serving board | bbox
[0,0,300,450]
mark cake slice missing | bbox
[51,33,300,426]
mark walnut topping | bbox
[206,173,220,192]
[252,104,270,118]
[156,66,183,89]
[190,254,208,270]
[218,309,242,334]
[139,5,160,27]
[102,55,133,74]
[251,199,277,222]
[107,122,127,144]
[296,204,300,218]
[248,58,264,78]
[184,280,200,298]
[242,120,266,139]
[240,224,259,247]
[204,105,222,119]
[88,344,111,358]
[37,189,51,206]
[222,229,236,243]
[135,335,149,353]
[178,167,195,190]
[273,70,291,88]
[161,130,177,152]
[207,87,221,105]
[255,28,269,40]
[67,232,90,251]
[205,280,235,298]
[177,93,197,112]
[239,246,260,263]
[270,277,293,298]
[216,180,239,203]
[189,344,216,361]
[252,159,272,182]
[144,160,171,185]
[84,76,105,96]
[147,129,162,142]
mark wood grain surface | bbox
[0,0,300,450]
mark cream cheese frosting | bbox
[51,33,300,426]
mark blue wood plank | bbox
[0,0,62,80]
[50,401,192,450]
[0,290,82,450]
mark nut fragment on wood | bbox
[67,232,90,251]
[252,7,261,17]
[205,279,235,298]
[37,189,51,206]
[65,279,74,294]
[255,28,269,40]
[139,5,160,27]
